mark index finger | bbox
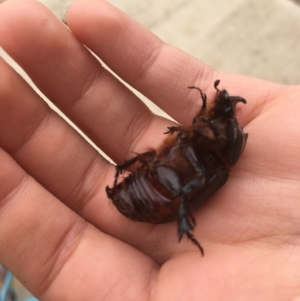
[66,0,284,126]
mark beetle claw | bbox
[186,231,204,256]
[164,126,183,134]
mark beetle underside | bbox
[106,79,248,255]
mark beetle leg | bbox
[116,157,138,173]
[114,156,139,186]
[164,126,183,134]
[187,86,207,109]
[186,232,204,256]
[188,210,196,227]
[178,198,193,241]
[136,150,157,164]
[114,150,156,186]
[178,198,204,255]
[181,146,206,175]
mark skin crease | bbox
[1,0,300,300]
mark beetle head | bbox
[212,80,246,119]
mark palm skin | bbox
[0,0,300,300]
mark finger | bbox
[66,0,284,126]
[0,57,109,213]
[0,148,158,300]
[0,0,171,164]
[66,0,215,124]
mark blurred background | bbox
[1,0,300,300]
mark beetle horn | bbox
[231,96,247,106]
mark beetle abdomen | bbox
[109,170,179,223]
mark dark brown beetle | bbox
[106,80,248,255]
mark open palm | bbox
[1,0,300,300]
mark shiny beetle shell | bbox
[106,79,248,255]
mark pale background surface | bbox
[1,0,300,299]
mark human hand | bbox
[1,0,300,300]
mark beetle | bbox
[106,79,248,255]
